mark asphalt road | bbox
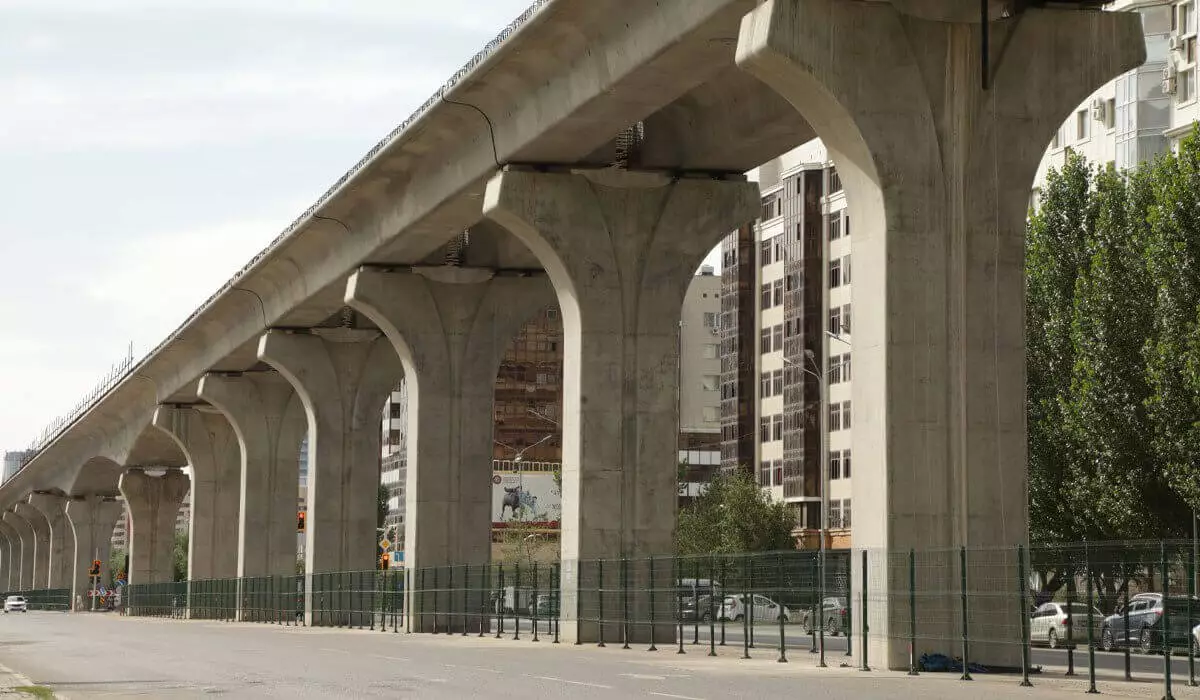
[0,612,1171,699]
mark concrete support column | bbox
[197,372,305,581]
[484,168,759,642]
[736,0,1144,668]
[28,494,70,590]
[120,469,189,585]
[152,406,241,582]
[65,495,124,609]
[347,266,555,632]
[0,522,18,591]
[13,504,48,589]
[258,329,400,626]
[3,511,35,591]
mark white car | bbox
[4,596,27,613]
[1030,602,1101,648]
[720,594,791,623]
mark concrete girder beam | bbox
[483,168,759,643]
[119,469,189,586]
[2,510,35,591]
[196,372,305,580]
[0,520,19,591]
[736,0,1144,669]
[65,495,124,609]
[152,406,241,583]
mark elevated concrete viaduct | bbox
[0,0,1141,668]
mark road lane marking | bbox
[319,647,350,654]
[370,654,410,662]
[649,693,707,700]
[621,673,667,680]
[529,675,612,688]
[469,667,503,674]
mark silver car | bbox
[1030,601,1101,648]
[4,595,27,613]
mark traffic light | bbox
[379,552,389,570]
[297,511,306,533]
[88,560,101,577]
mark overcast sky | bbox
[0,0,566,453]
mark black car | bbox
[1101,593,1200,653]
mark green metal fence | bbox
[1,588,70,611]
[115,541,1200,697]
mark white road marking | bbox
[649,693,707,700]
[529,675,612,688]
[319,648,350,654]
[370,653,410,662]
[468,666,503,674]
[620,673,667,680]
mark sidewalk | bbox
[0,662,55,698]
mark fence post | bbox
[817,548,826,668]
[1190,542,1197,688]
[860,549,870,671]
[692,558,700,646]
[959,546,972,681]
[776,553,785,663]
[910,548,919,676]
[1123,573,1131,681]
[1162,541,1175,700]
[1017,544,1031,687]
[462,564,469,637]
[675,557,685,655]
[742,556,750,660]
[532,561,540,643]
[648,556,657,652]
[596,558,604,648]
[478,565,486,638]
[552,562,560,644]
[1066,555,1076,676]
[1085,540,1097,694]
[496,565,505,639]
[622,557,630,650]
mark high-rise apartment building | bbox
[720,138,853,549]
[2,451,30,484]
[1037,0,1199,185]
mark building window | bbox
[1105,97,1117,130]
[1076,109,1090,141]
[761,371,772,398]
[843,449,851,479]
[829,355,842,385]
[772,324,783,351]
[842,400,852,429]
[842,499,852,528]
[830,450,842,480]
[772,414,784,441]
[773,459,783,487]
[760,328,771,354]
[701,375,719,391]
[842,304,851,333]
[760,416,770,443]
[828,167,843,194]
[760,283,771,310]
[828,213,842,241]
[843,255,851,285]
[702,406,718,423]
[829,258,842,288]
[842,353,851,382]
[830,402,842,432]
[760,240,772,267]
[703,312,718,329]
[829,307,842,335]
[702,343,718,359]
[1180,67,1195,103]
[760,460,772,486]
[844,215,850,237]
[773,279,784,307]
[772,369,783,396]
[774,237,785,262]
[761,193,782,221]
[829,500,842,529]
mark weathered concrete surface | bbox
[197,372,305,579]
[152,406,241,581]
[64,495,124,607]
[120,469,189,585]
[484,168,759,641]
[736,0,1145,669]
[0,520,19,591]
[12,503,49,590]
[2,511,35,591]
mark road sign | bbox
[89,560,101,577]
[378,538,391,550]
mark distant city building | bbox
[2,451,31,484]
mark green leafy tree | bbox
[173,531,188,582]
[676,471,795,555]
[108,547,126,587]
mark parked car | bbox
[1030,602,1102,648]
[1101,594,1200,653]
[678,595,716,622]
[720,594,791,624]
[799,596,849,636]
[4,596,27,613]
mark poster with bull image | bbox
[491,471,561,529]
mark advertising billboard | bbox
[491,471,561,529]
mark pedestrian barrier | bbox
[115,540,1200,697]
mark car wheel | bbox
[1139,627,1154,655]
[1101,627,1114,652]
[826,616,841,637]
[1048,628,1059,649]
[734,614,744,622]
[781,614,789,624]
[701,611,711,622]
[802,617,812,634]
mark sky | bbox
[0,0,575,453]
